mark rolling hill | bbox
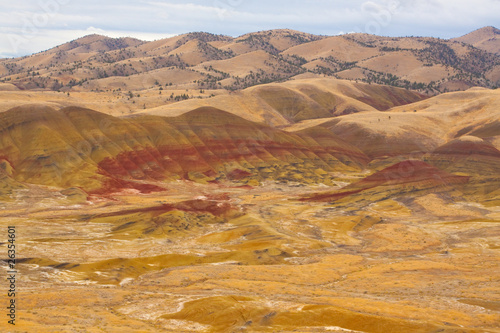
[0,104,368,196]
[141,77,427,126]
[453,26,500,54]
[1,28,500,333]
[1,27,499,97]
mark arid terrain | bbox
[0,28,499,332]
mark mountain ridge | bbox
[1,27,498,95]
[453,26,500,54]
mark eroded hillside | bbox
[0,30,499,333]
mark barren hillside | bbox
[1,28,499,333]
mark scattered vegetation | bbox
[1,30,498,94]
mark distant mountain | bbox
[0,28,499,94]
[453,26,500,54]
[51,34,144,53]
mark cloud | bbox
[388,0,500,37]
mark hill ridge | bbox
[0,104,369,194]
[1,27,498,94]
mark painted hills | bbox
[0,103,369,196]
[1,79,499,207]
[1,29,500,333]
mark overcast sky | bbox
[1,0,499,58]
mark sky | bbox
[0,0,499,58]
